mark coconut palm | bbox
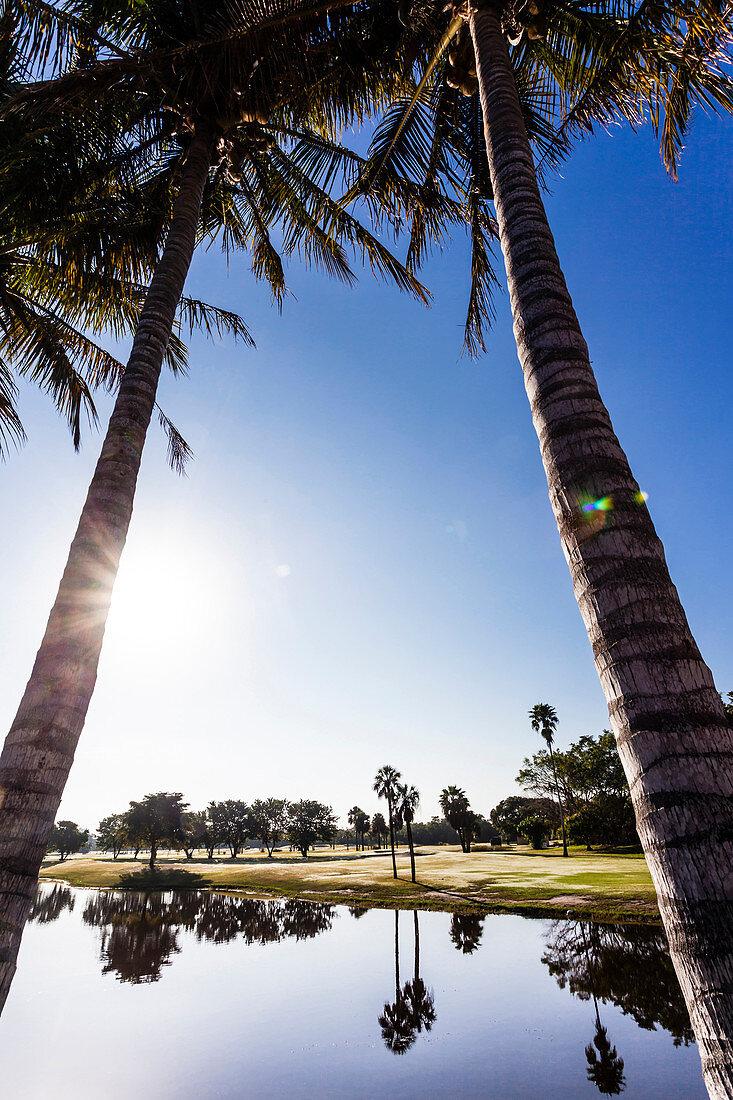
[0,15,221,464]
[354,3,733,1083]
[0,0,433,1009]
[373,764,403,878]
[396,783,420,883]
[529,703,568,857]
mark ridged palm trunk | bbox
[467,5,733,1095]
[0,123,217,1014]
[388,799,398,878]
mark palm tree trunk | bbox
[468,7,733,1095]
[407,821,416,883]
[548,743,569,856]
[0,121,218,1014]
[388,802,397,878]
[413,909,420,980]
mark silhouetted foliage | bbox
[97,814,128,859]
[542,920,694,1044]
[251,798,289,856]
[47,820,89,861]
[207,800,253,858]
[449,913,485,954]
[287,800,337,857]
[82,889,334,983]
[123,793,188,870]
[439,787,478,852]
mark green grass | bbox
[40,844,659,923]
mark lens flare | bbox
[634,490,649,503]
[582,496,613,513]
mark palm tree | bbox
[529,703,568,857]
[439,785,476,853]
[356,7,733,1085]
[397,783,420,883]
[0,0,431,1009]
[373,765,403,878]
[348,805,366,851]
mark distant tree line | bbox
[90,793,338,869]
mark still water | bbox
[0,883,706,1099]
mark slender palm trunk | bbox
[388,801,397,878]
[413,909,420,979]
[407,820,416,883]
[468,7,733,1094]
[0,122,217,1014]
[547,742,569,856]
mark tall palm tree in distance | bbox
[373,765,402,878]
[529,704,568,857]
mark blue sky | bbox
[1,109,731,832]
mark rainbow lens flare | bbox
[634,490,649,503]
[582,496,613,513]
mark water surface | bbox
[0,884,705,1099]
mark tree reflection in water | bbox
[28,885,75,924]
[79,891,335,984]
[449,913,485,955]
[543,918,696,1095]
[542,919,694,1045]
[378,910,435,1054]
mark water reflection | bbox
[28,884,75,924]
[450,913,485,955]
[378,910,436,1055]
[74,892,335,984]
[542,919,694,1045]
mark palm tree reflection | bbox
[586,1017,626,1095]
[378,910,435,1054]
[449,913,485,955]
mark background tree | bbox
[439,786,478,853]
[489,796,558,843]
[529,704,568,857]
[397,783,420,883]
[251,798,289,857]
[348,806,371,851]
[371,812,388,848]
[123,792,188,871]
[178,811,210,859]
[46,820,88,862]
[207,800,253,859]
[96,814,127,860]
[286,800,337,857]
[374,764,403,878]
[519,815,550,850]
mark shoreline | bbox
[39,844,661,925]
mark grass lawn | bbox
[40,844,659,923]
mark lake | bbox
[0,883,706,1099]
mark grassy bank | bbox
[40,844,660,923]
